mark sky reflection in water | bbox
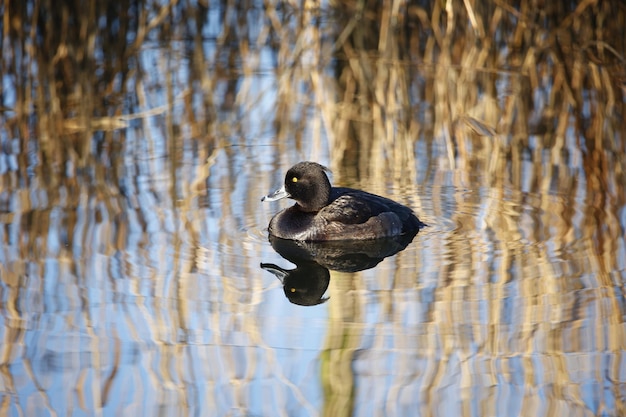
[1,2,626,416]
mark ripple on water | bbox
[243,224,270,244]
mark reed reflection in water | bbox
[1,0,625,416]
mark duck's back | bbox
[325,187,423,230]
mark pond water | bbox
[1,2,626,417]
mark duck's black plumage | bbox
[262,161,425,241]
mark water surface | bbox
[1,1,625,416]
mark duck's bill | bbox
[260,262,288,282]
[261,185,290,202]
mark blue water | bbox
[1,4,626,417]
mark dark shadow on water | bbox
[261,231,418,306]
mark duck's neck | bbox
[298,182,330,212]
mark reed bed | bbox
[0,1,625,415]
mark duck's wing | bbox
[320,194,376,224]
[322,188,412,225]
[320,187,425,230]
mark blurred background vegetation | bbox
[2,0,624,249]
[0,0,624,225]
[1,2,625,415]
[2,0,624,167]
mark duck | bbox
[261,161,425,241]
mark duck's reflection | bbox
[261,261,331,306]
[261,231,417,306]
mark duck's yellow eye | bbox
[290,287,296,293]
[291,177,298,183]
